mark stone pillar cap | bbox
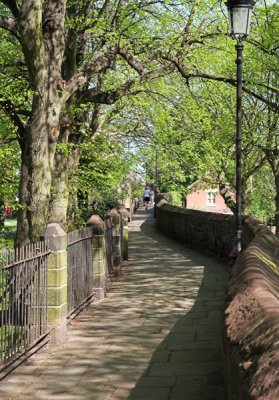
[108,208,120,217]
[44,223,67,238]
[43,223,67,251]
[87,214,104,226]
[87,214,104,235]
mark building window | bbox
[206,190,217,206]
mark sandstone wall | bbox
[156,201,279,400]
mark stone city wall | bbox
[156,201,279,400]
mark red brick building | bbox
[186,181,232,214]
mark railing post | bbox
[43,223,68,345]
[108,209,121,276]
[87,215,107,300]
[118,205,129,261]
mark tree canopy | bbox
[0,0,278,242]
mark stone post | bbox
[128,182,134,222]
[108,209,121,276]
[118,205,128,261]
[43,223,68,345]
[87,215,107,300]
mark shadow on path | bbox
[0,207,229,400]
[126,208,229,400]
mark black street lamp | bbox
[226,0,256,255]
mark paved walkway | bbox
[0,208,229,400]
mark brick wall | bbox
[156,201,279,400]
[187,189,232,214]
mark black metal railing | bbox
[0,211,125,375]
[0,242,50,368]
[67,227,94,317]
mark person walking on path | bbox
[142,187,150,210]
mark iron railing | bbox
[67,227,94,317]
[0,212,124,374]
[0,242,50,368]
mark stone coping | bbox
[224,224,279,400]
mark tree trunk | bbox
[242,186,252,216]
[0,200,5,231]
[273,169,279,237]
[219,183,236,214]
[14,1,66,246]
[15,99,58,246]
[65,147,82,229]
[268,159,279,237]
[67,189,81,230]
[48,136,81,229]
[48,152,69,228]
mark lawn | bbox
[0,219,17,251]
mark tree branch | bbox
[243,154,267,181]
[247,38,279,58]
[63,45,144,103]
[0,15,18,37]
[187,32,222,46]
[78,88,119,105]
[0,136,18,145]
[113,45,145,75]
[181,0,200,48]
[219,183,236,214]
[0,59,26,74]
[76,62,173,106]
[0,101,26,142]
[162,53,279,112]
[77,81,134,105]
[63,52,115,100]
[111,0,125,30]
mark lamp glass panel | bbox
[231,7,250,36]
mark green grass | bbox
[4,219,17,230]
[0,219,17,251]
[0,325,27,362]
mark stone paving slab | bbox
[0,207,229,400]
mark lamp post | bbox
[226,0,255,255]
